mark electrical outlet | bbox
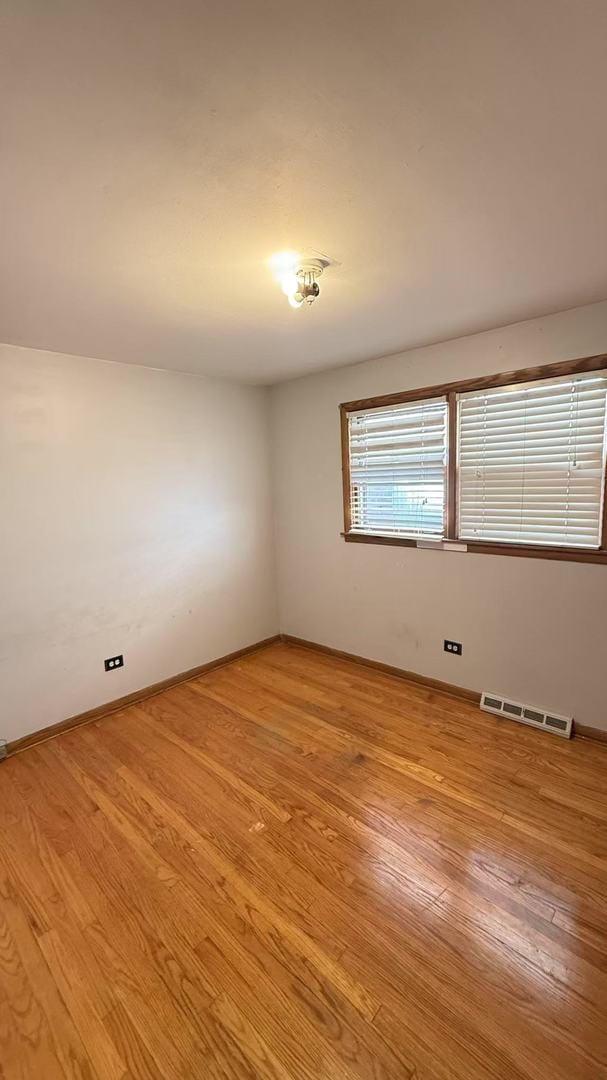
[104,654,124,671]
[444,640,462,655]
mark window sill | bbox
[342,531,607,564]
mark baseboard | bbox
[7,631,605,756]
[280,635,607,745]
[573,723,607,744]
[280,634,481,704]
[7,635,281,757]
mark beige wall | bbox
[1,344,278,743]
[270,300,607,733]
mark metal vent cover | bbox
[480,693,572,738]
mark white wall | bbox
[4,301,607,744]
[271,300,607,734]
[1,344,278,743]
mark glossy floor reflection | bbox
[1,641,606,1078]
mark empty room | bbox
[1,2,606,1077]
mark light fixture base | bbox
[269,248,339,309]
[297,256,330,278]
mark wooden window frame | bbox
[340,352,607,565]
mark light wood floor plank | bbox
[1,641,606,1078]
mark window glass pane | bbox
[349,397,447,538]
[457,372,607,548]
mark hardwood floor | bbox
[1,641,606,1079]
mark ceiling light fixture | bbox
[269,249,337,309]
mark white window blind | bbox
[457,371,607,548]
[349,397,447,538]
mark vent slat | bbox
[503,702,523,717]
[524,708,545,724]
[484,696,502,710]
[546,715,569,732]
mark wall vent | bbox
[480,693,572,738]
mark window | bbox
[349,397,447,538]
[458,373,607,548]
[340,355,607,563]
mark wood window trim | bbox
[445,389,457,540]
[340,351,607,566]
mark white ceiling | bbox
[2,0,607,384]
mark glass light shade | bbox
[281,272,299,297]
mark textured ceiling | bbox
[1,0,607,383]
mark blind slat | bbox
[350,397,447,538]
[457,372,607,548]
